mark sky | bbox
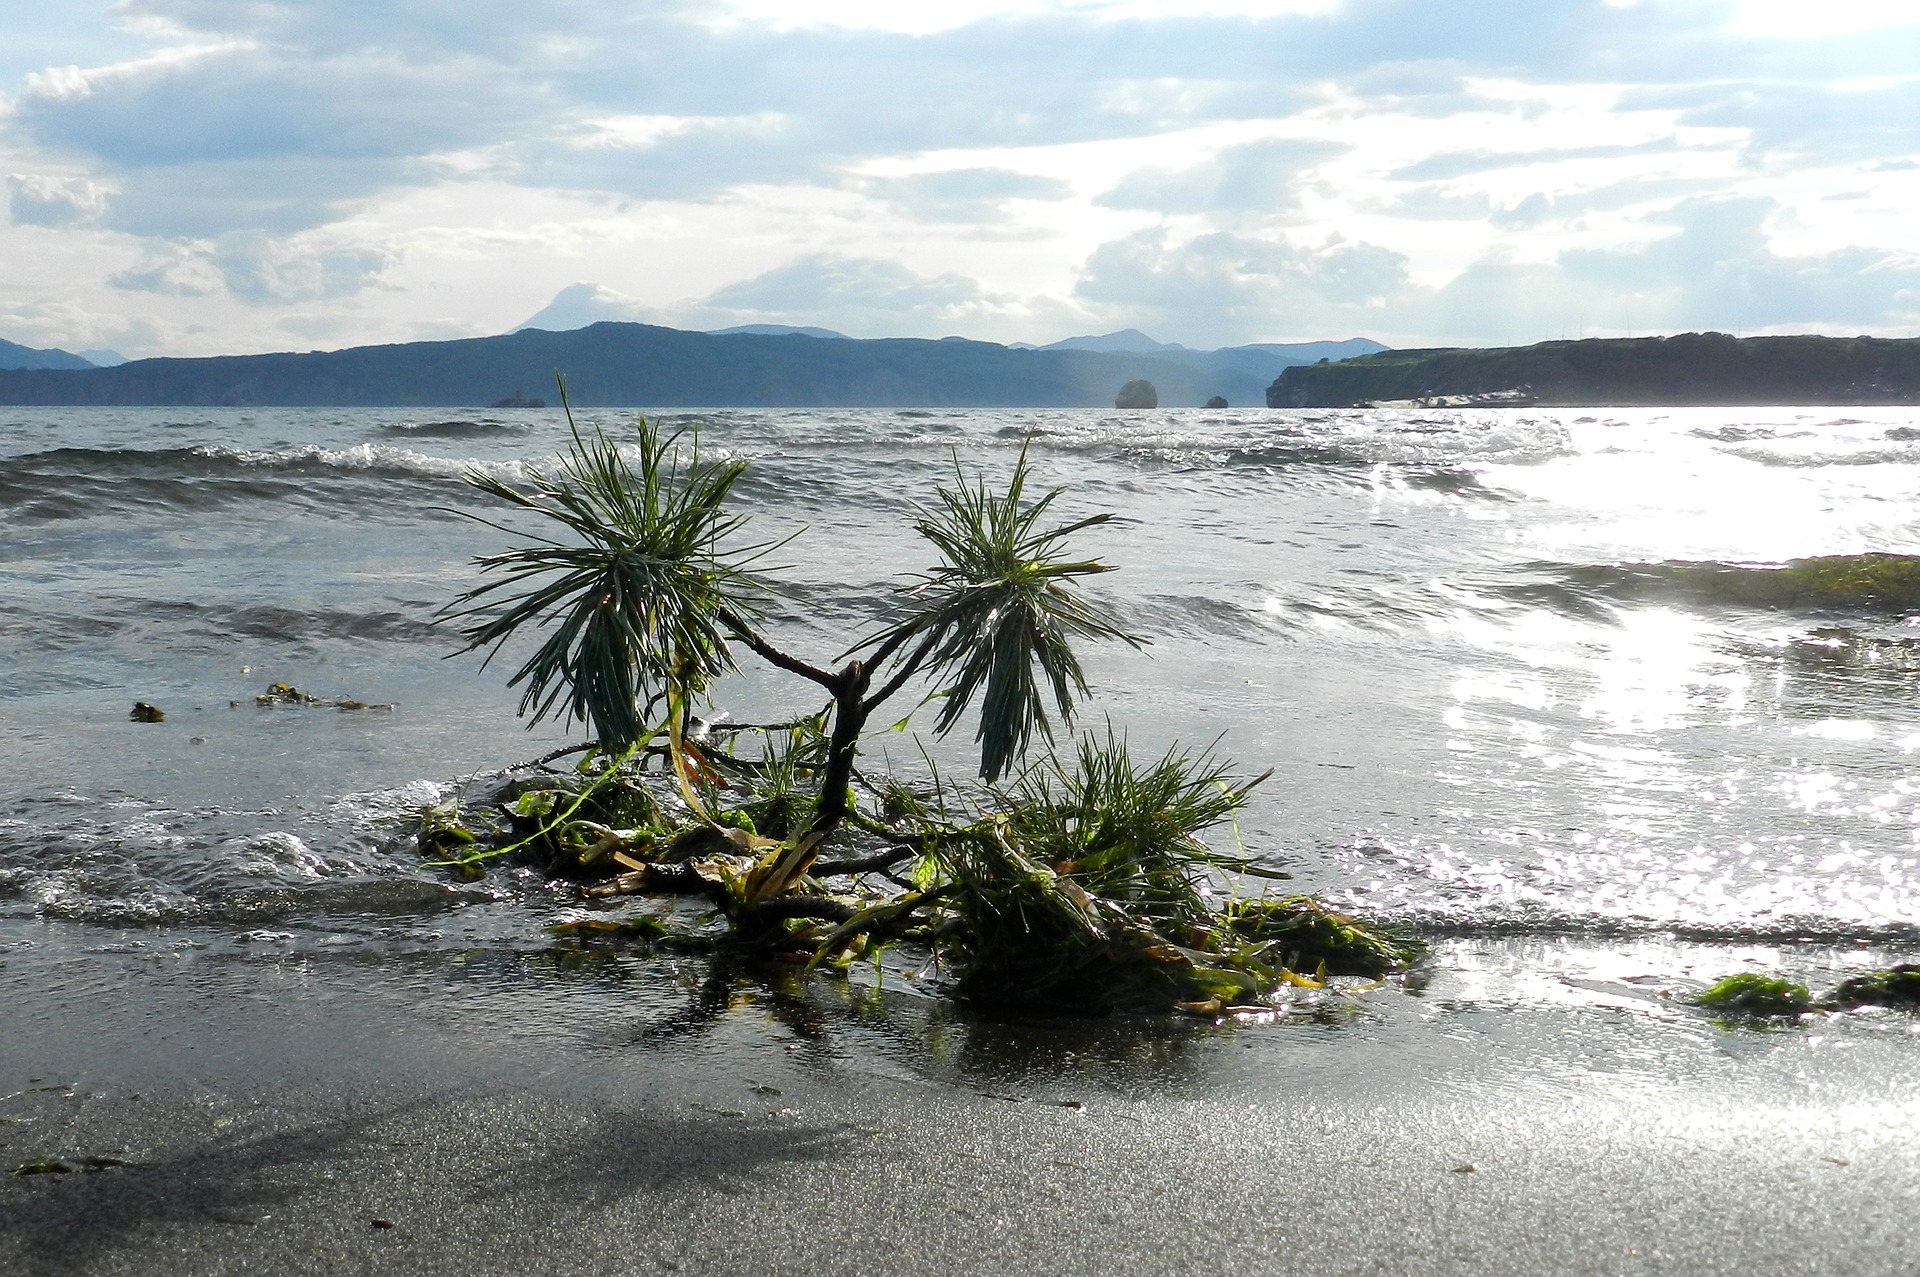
[1,0,1917,359]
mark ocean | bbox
[4,403,1919,1005]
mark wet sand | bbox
[6,930,1920,1276]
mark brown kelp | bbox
[427,383,1415,1014]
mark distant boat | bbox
[490,391,546,408]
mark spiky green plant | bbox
[441,392,767,748]
[862,442,1143,781]
[438,400,1424,1015]
[1000,730,1267,931]
[731,720,830,840]
[919,732,1282,1010]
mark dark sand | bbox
[5,929,1919,1276]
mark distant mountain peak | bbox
[1231,338,1390,360]
[513,282,649,333]
[1040,329,1188,355]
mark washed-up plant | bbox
[431,385,1415,1013]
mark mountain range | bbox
[0,323,1384,408]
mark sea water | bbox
[3,405,1918,996]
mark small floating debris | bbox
[129,702,164,722]
[238,682,394,711]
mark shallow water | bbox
[4,404,1919,991]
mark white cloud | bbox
[684,253,1015,335]
[1073,228,1411,345]
[23,65,92,102]
[108,232,394,304]
[705,0,1340,36]
[6,173,111,226]
[1096,138,1346,214]
[570,112,788,152]
[1725,0,1920,38]
[4,0,1920,355]
[861,167,1073,224]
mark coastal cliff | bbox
[1267,333,1920,408]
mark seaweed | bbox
[1689,967,1920,1013]
[247,682,394,711]
[1221,896,1422,978]
[1827,964,1920,1009]
[1694,973,1812,1017]
[1693,966,1920,1021]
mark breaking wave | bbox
[1491,554,1920,618]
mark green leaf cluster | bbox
[442,392,766,748]
[868,443,1142,781]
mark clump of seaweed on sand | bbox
[419,382,1417,1016]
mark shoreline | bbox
[8,926,1920,1275]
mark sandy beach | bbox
[6,928,1919,1277]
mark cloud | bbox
[860,168,1071,224]
[691,254,1006,333]
[1623,75,1920,167]
[1073,228,1411,344]
[1096,138,1345,215]
[109,232,393,303]
[0,294,172,360]
[108,243,224,296]
[1389,139,1685,183]
[1434,196,1920,339]
[5,173,111,226]
[6,0,1920,352]
[1068,194,1920,346]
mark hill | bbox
[0,338,96,371]
[0,322,1351,408]
[1267,333,1920,407]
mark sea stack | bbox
[1115,379,1157,409]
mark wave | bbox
[1322,836,1920,946]
[0,597,440,644]
[378,419,531,439]
[0,784,495,928]
[1491,554,1920,618]
[0,443,525,522]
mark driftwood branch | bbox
[811,847,916,877]
[739,897,862,927]
[721,608,841,690]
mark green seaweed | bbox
[1222,896,1421,978]
[1694,973,1813,1017]
[1828,964,1920,1009]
